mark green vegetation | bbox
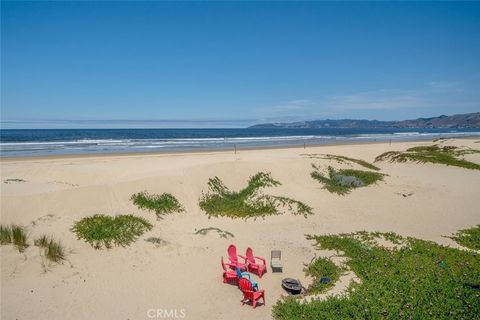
[34,235,66,262]
[71,214,153,249]
[199,172,313,219]
[0,225,12,245]
[273,231,480,320]
[194,227,235,239]
[305,257,344,294]
[311,165,385,195]
[11,225,29,252]
[0,224,29,252]
[302,154,380,171]
[131,191,184,218]
[34,234,50,248]
[375,144,480,170]
[450,225,480,250]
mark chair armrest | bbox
[255,256,266,265]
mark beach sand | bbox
[1,139,479,320]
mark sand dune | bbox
[1,139,479,320]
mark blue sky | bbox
[2,1,480,128]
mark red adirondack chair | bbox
[221,256,238,284]
[239,278,265,308]
[246,247,267,278]
[227,244,247,271]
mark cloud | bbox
[327,89,422,111]
[256,89,424,116]
[0,119,257,129]
[286,99,315,106]
[428,81,458,89]
[256,80,479,119]
[258,99,315,112]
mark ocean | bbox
[1,128,480,157]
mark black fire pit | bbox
[281,278,303,295]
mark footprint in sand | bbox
[3,178,27,184]
[50,181,80,187]
[395,192,414,198]
[30,214,61,227]
[194,227,234,239]
[145,237,170,247]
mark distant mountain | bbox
[249,112,480,129]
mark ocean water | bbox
[1,128,480,157]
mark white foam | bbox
[2,131,480,157]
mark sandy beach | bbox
[1,138,479,320]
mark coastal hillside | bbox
[250,112,480,129]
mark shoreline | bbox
[1,136,478,162]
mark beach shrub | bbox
[0,224,29,252]
[311,165,384,195]
[272,231,480,320]
[199,172,313,219]
[375,144,480,170]
[131,191,184,218]
[34,235,66,262]
[71,214,153,249]
[305,257,344,294]
[450,225,480,250]
[302,154,380,171]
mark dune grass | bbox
[305,257,344,295]
[0,225,12,245]
[71,214,153,249]
[11,225,28,252]
[302,154,380,171]
[34,234,50,248]
[375,144,480,170]
[34,235,66,262]
[131,191,184,218]
[311,165,385,195]
[450,225,480,250]
[0,224,29,252]
[199,172,313,219]
[273,231,480,320]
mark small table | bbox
[271,250,283,273]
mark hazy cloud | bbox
[260,99,315,112]
[0,119,257,129]
[327,89,422,111]
[256,81,479,120]
[428,81,459,89]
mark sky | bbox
[2,1,480,128]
